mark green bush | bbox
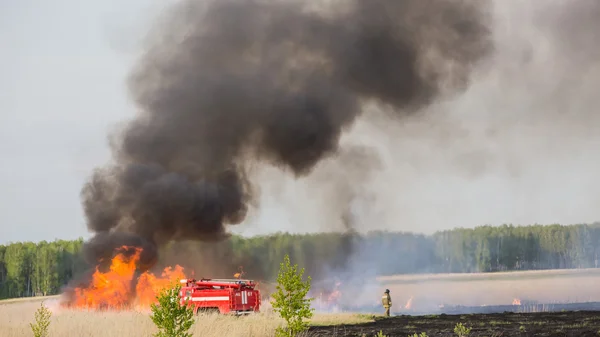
[454,322,471,336]
[271,254,315,337]
[150,283,195,337]
[30,302,52,337]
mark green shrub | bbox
[454,322,471,336]
[150,283,195,337]
[271,254,315,337]
[30,301,52,337]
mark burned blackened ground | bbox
[309,311,600,337]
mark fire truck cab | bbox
[179,278,261,315]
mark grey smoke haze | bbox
[2,0,600,249]
[289,0,600,309]
[79,0,491,265]
[243,0,600,237]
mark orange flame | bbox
[512,298,521,305]
[311,281,342,311]
[327,282,342,304]
[327,289,341,302]
[405,296,414,309]
[135,265,186,308]
[234,266,245,279]
[62,246,187,311]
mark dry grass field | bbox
[0,297,374,337]
[3,268,600,336]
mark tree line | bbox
[2,222,600,300]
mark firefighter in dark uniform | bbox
[381,289,392,317]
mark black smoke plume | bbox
[79,0,492,271]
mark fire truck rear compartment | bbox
[179,278,262,315]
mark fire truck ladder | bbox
[207,278,255,284]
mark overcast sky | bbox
[0,0,160,243]
[2,0,600,244]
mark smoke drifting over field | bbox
[228,0,600,307]
[246,0,600,237]
[69,0,600,308]
[79,0,492,269]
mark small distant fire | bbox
[234,266,245,279]
[312,281,342,311]
[512,298,521,305]
[404,296,414,309]
[328,284,342,303]
[61,246,187,311]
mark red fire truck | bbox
[178,278,261,315]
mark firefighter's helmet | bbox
[385,289,390,293]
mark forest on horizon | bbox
[1,222,600,300]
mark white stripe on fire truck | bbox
[191,296,230,302]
